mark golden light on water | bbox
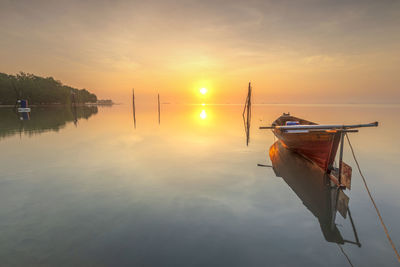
[200,88,208,95]
[199,110,207,119]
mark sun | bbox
[200,88,208,95]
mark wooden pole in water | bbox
[242,82,250,117]
[158,93,160,124]
[242,82,252,146]
[247,82,251,146]
[338,131,345,184]
[132,88,136,128]
[247,82,251,120]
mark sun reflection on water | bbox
[199,110,207,119]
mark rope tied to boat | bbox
[345,133,400,263]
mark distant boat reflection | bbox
[269,141,361,246]
[0,106,98,140]
[19,111,30,121]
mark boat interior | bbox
[272,113,318,127]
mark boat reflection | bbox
[269,141,361,246]
[19,111,30,121]
[0,106,98,140]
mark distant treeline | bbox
[0,72,97,105]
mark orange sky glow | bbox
[0,0,399,104]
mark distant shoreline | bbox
[1,103,398,108]
[0,103,116,108]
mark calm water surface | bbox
[0,104,399,266]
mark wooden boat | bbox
[272,113,340,172]
[261,113,378,174]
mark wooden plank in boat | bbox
[341,161,352,190]
[330,161,352,190]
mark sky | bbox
[0,0,399,104]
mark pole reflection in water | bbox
[269,141,361,247]
[132,88,136,129]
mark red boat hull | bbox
[272,115,341,172]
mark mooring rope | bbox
[345,133,400,262]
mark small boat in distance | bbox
[260,113,378,175]
[17,99,31,113]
